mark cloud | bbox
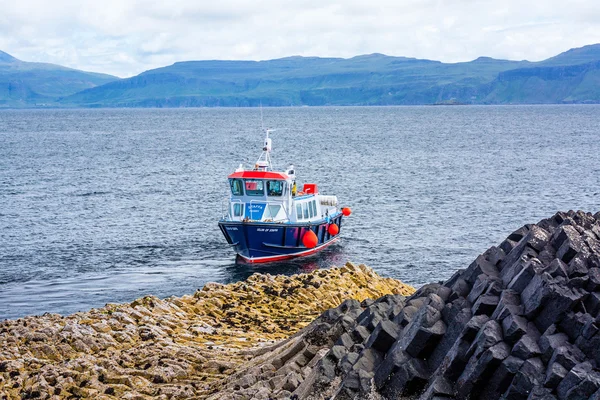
[0,0,599,77]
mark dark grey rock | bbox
[411,283,443,300]
[509,225,531,243]
[465,320,503,360]
[428,293,446,312]
[436,286,452,302]
[393,305,419,328]
[450,278,471,301]
[455,341,511,399]
[352,347,383,374]
[502,357,545,400]
[587,268,600,291]
[464,254,500,285]
[533,283,586,333]
[339,352,360,374]
[468,275,495,303]
[400,305,442,357]
[444,270,464,289]
[521,272,553,319]
[547,345,585,371]
[335,332,354,349]
[525,225,552,252]
[460,314,490,342]
[472,294,500,316]
[584,292,600,316]
[492,290,523,321]
[511,334,541,360]
[420,375,455,399]
[508,260,538,293]
[379,357,429,398]
[440,339,472,381]
[486,245,507,266]
[366,320,400,353]
[373,343,411,389]
[502,313,529,344]
[568,254,589,278]
[556,225,589,264]
[478,355,524,398]
[527,386,557,400]
[538,330,569,363]
[556,361,595,400]
[351,325,370,344]
[428,306,472,371]
[558,312,593,342]
[404,320,446,358]
[543,258,569,279]
[580,319,599,340]
[538,244,557,267]
[544,361,568,389]
[329,345,347,363]
[500,238,518,257]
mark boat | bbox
[218,128,351,263]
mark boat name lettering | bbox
[256,228,280,232]
[225,226,239,231]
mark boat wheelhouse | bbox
[218,129,349,263]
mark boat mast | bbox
[254,105,274,171]
[254,128,274,171]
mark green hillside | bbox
[481,61,600,104]
[61,54,534,107]
[3,44,600,107]
[0,51,119,107]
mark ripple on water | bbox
[1,105,599,319]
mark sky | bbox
[1,0,599,78]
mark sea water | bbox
[1,105,599,319]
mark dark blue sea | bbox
[1,106,599,319]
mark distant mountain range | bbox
[2,44,600,108]
[0,50,118,108]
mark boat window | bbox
[267,180,283,197]
[267,205,281,219]
[311,200,317,217]
[233,203,244,217]
[244,179,264,196]
[230,179,244,196]
[309,202,314,218]
[303,203,309,219]
[296,203,303,220]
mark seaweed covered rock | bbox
[0,263,412,399]
[215,210,600,399]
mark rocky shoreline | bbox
[2,210,600,400]
[0,264,413,399]
[211,210,600,399]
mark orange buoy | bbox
[328,223,339,235]
[342,207,352,217]
[302,230,318,248]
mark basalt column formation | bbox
[215,211,600,399]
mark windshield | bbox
[267,180,284,196]
[230,179,244,196]
[244,179,264,196]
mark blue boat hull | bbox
[218,214,343,263]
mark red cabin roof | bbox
[228,170,289,180]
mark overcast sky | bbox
[1,0,599,78]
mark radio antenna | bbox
[260,102,265,132]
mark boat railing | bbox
[221,197,291,222]
[249,199,290,222]
[222,197,244,220]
